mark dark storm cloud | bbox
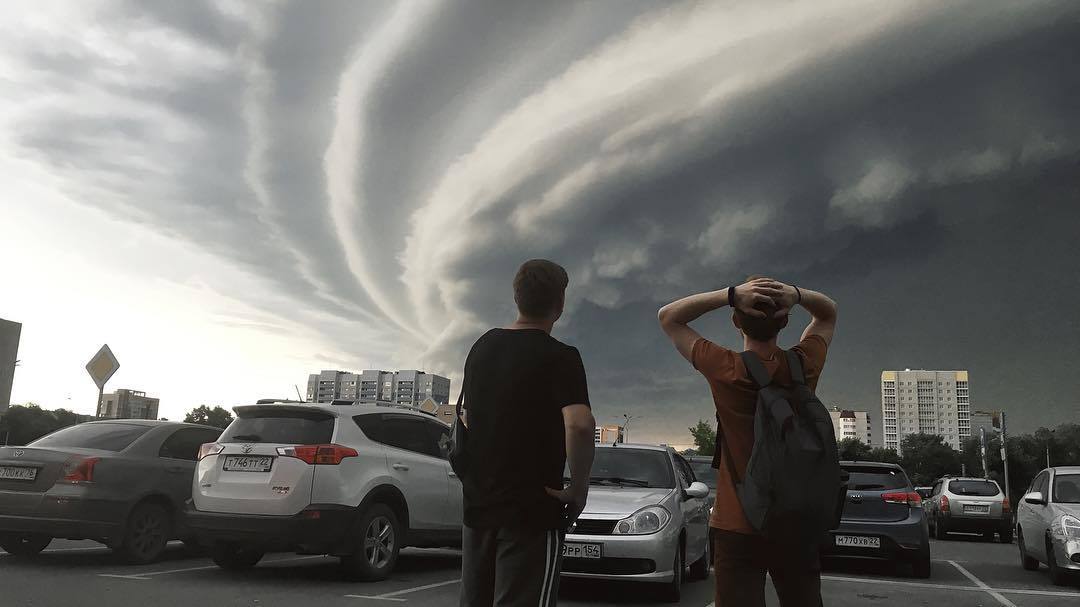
[5,0,1079,441]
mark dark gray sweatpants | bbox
[460,525,564,607]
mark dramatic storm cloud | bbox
[2,0,1078,443]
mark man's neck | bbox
[507,316,554,334]
[743,336,780,357]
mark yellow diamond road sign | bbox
[85,344,120,390]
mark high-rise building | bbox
[595,425,626,444]
[0,318,20,414]
[829,408,872,444]
[882,369,970,453]
[98,389,160,420]
[969,411,1002,440]
[306,369,451,406]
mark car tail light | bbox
[276,444,358,465]
[1001,497,1011,513]
[940,494,950,513]
[882,491,922,507]
[198,443,225,460]
[59,457,99,484]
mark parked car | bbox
[915,486,933,500]
[184,401,461,580]
[1016,466,1080,586]
[561,444,711,603]
[926,476,1012,542]
[0,420,222,563]
[685,455,718,508]
[821,461,931,578]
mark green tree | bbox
[866,447,901,464]
[183,405,234,429]
[688,419,716,456]
[837,437,872,461]
[0,403,79,446]
[899,433,962,486]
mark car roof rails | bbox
[255,398,306,405]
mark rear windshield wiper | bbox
[229,434,262,442]
[590,477,651,487]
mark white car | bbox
[1016,466,1080,586]
[184,401,462,580]
[562,444,711,603]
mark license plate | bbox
[562,542,602,559]
[963,504,990,514]
[0,466,37,481]
[835,535,880,548]
[222,455,273,472]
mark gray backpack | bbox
[716,349,843,542]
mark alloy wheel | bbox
[364,515,395,569]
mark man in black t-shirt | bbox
[459,259,596,607]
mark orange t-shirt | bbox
[692,334,829,534]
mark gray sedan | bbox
[1016,466,1080,586]
[561,444,711,603]
[0,420,221,563]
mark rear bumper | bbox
[821,512,929,564]
[183,503,357,553]
[938,513,1012,532]
[0,489,125,542]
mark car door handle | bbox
[392,463,410,471]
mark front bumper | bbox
[822,511,929,564]
[183,503,357,553]
[0,487,125,542]
[1050,535,1080,571]
[560,524,680,583]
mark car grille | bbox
[570,519,617,535]
[563,557,655,575]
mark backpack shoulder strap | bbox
[739,351,772,387]
[714,418,740,483]
[785,350,806,386]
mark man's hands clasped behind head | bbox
[733,277,798,319]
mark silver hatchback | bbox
[561,444,711,603]
[1016,466,1080,586]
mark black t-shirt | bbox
[461,328,590,530]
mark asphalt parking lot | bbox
[2,535,1078,607]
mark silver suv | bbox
[184,401,462,581]
[926,476,1012,543]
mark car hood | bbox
[581,487,675,517]
[1052,503,1080,518]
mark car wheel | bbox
[1017,528,1039,571]
[1046,537,1069,586]
[661,546,683,603]
[119,502,171,564]
[0,533,51,556]
[688,537,710,581]
[934,518,948,540]
[999,527,1013,544]
[911,556,931,579]
[341,503,401,582]
[211,543,265,570]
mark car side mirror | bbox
[685,481,709,500]
[1022,491,1046,505]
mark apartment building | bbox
[829,408,872,444]
[882,369,970,453]
[97,389,160,420]
[306,369,450,407]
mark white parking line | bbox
[345,578,461,602]
[95,555,328,581]
[947,560,1019,607]
[823,573,1080,600]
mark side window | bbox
[1031,472,1048,497]
[673,454,694,488]
[160,428,221,460]
[932,481,942,496]
[424,419,451,460]
[362,415,441,459]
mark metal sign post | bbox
[999,412,1010,504]
[85,345,120,417]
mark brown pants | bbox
[712,529,822,607]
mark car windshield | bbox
[1053,474,1080,504]
[689,460,717,489]
[30,423,152,452]
[949,480,1000,496]
[564,448,675,489]
[220,409,334,445]
[842,465,909,491]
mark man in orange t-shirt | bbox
[658,277,837,607]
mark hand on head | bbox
[734,277,795,319]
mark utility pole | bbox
[980,427,989,478]
[1000,412,1011,505]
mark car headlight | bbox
[1062,515,1080,540]
[612,506,671,535]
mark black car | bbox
[821,461,931,578]
[0,420,221,563]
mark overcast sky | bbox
[2,0,1078,447]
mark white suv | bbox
[184,401,462,580]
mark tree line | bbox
[688,418,1079,500]
[0,403,235,445]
